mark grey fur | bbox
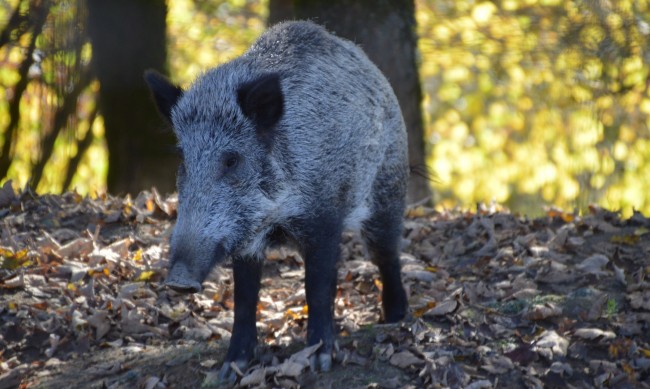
[171,20,406,261]
[153,20,409,374]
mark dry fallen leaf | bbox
[143,376,161,389]
[481,354,514,374]
[1,191,648,388]
[535,330,569,358]
[389,350,423,369]
[524,302,562,320]
[573,328,616,341]
[240,367,266,386]
[277,361,305,377]
[423,299,458,317]
[53,238,94,259]
[576,254,610,274]
[87,311,110,340]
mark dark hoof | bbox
[309,351,333,372]
[218,359,248,383]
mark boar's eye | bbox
[225,156,238,168]
[221,151,240,173]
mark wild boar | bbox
[145,20,409,379]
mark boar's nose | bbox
[164,262,203,293]
[166,279,202,293]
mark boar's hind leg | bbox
[301,215,343,372]
[219,258,263,381]
[362,208,408,323]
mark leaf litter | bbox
[0,187,649,388]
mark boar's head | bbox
[145,69,284,293]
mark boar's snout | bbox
[164,241,227,294]
[166,282,202,293]
[164,261,203,293]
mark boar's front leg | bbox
[219,258,262,382]
[301,215,343,372]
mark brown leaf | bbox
[53,238,93,259]
[504,345,537,365]
[576,254,609,275]
[2,274,25,288]
[277,361,305,377]
[481,355,514,374]
[0,364,28,389]
[87,311,110,340]
[535,330,569,358]
[524,303,562,320]
[573,328,616,341]
[464,380,493,389]
[423,299,458,317]
[413,301,437,317]
[388,350,423,369]
[143,376,161,389]
[240,367,266,386]
[288,341,322,366]
[339,349,368,366]
[628,291,650,310]
[587,294,609,320]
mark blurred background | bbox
[0,0,648,217]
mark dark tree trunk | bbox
[268,0,294,26]
[268,0,431,204]
[86,0,178,195]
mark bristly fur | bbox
[153,21,408,276]
[148,20,410,375]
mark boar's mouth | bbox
[164,243,227,294]
[165,279,202,293]
[164,262,203,293]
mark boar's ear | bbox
[144,69,183,123]
[237,73,284,135]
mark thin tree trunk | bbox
[0,0,50,180]
[268,0,432,204]
[29,68,93,189]
[63,108,98,191]
[0,0,30,49]
[86,0,178,195]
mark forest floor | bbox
[0,186,649,389]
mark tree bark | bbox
[64,108,98,191]
[86,0,178,195]
[0,0,30,50]
[0,0,49,181]
[29,67,92,189]
[268,0,432,204]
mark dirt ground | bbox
[1,188,649,388]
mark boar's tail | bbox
[409,164,438,184]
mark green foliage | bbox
[167,0,266,85]
[605,297,619,318]
[0,0,265,195]
[417,0,650,216]
[0,0,105,194]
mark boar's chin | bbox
[164,244,226,293]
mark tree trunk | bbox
[268,0,432,204]
[86,0,178,195]
[0,0,49,181]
